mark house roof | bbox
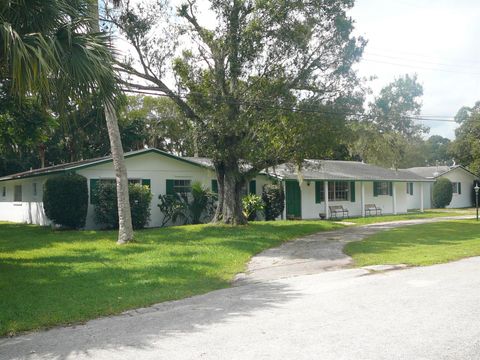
[405,165,478,179]
[264,160,433,182]
[0,148,211,182]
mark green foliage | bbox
[43,174,88,229]
[157,182,216,226]
[262,184,285,221]
[157,194,189,227]
[189,182,216,224]
[0,220,342,335]
[351,74,427,168]
[432,178,453,208]
[242,194,265,221]
[94,183,152,229]
[450,102,480,175]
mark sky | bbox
[349,0,480,139]
[123,0,480,139]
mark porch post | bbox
[420,182,424,212]
[324,180,329,219]
[361,181,365,217]
[392,182,397,215]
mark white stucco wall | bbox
[405,182,432,210]
[0,176,50,226]
[439,168,476,208]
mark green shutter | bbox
[388,182,393,196]
[315,181,324,203]
[211,179,218,193]
[458,182,462,194]
[410,183,414,196]
[373,182,378,197]
[90,179,99,204]
[249,180,256,195]
[350,181,356,202]
[141,179,151,189]
[166,179,175,195]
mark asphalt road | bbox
[2,256,480,360]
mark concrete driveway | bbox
[1,216,478,360]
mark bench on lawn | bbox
[329,205,349,219]
[365,204,382,216]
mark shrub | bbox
[432,178,453,208]
[43,173,88,229]
[157,182,216,226]
[94,183,152,229]
[242,194,264,221]
[157,194,189,227]
[262,183,285,220]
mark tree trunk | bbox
[90,0,134,243]
[105,101,134,244]
[213,162,247,225]
[213,163,225,222]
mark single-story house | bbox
[0,148,439,228]
[0,148,270,228]
[404,165,479,209]
[263,160,434,219]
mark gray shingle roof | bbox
[264,160,433,182]
[0,148,210,182]
[406,165,458,179]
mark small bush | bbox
[157,182,216,227]
[262,183,285,220]
[432,178,453,208]
[94,183,152,229]
[43,173,88,229]
[242,194,264,221]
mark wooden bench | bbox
[365,204,382,216]
[329,205,349,219]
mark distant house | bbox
[405,165,479,209]
[0,149,440,228]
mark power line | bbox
[364,52,480,69]
[122,88,458,123]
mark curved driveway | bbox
[237,215,475,283]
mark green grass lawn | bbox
[0,220,341,336]
[339,208,474,225]
[344,219,480,267]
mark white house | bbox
[263,160,434,219]
[0,148,442,228]
[405,165,478,209]
[0,148,270,228]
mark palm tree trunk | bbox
[105,101,134,243]
[90,0,134,243]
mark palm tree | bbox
[0,0,134,243]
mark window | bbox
[328,181,349,201]
[452,182,461,194]
[14,185,22,202]
[167,179,191,195]
[33,183,38,196]
[374,181,392,196]
[2,186,5,197]
[406,182,414,196]
[128,179,141,185]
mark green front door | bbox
[285,180,302,218]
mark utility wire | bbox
[122,88,459,123]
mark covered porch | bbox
[284,179,428,220]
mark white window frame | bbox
[377,181,390,196]
[33,182,38,197]
[328,181,349,201]
[173,179,192,194]
[452,182,459,194]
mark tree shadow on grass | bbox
[0,275,300,360]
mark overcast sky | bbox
[349,0,480,139]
